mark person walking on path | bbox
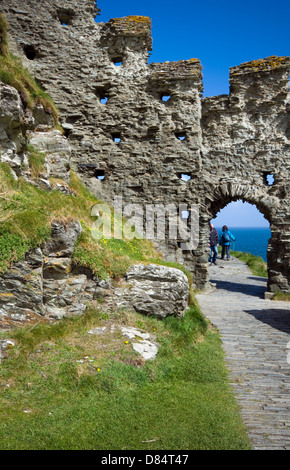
[220,225,236,260]
[209,223,219,265]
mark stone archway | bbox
[200,182,289,295]
[167,181,289,296]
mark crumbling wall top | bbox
[105,16,152,35]
[230,55,290,76]
[100,15,153,51]
[228,55,290,104]
[149,59,203,88]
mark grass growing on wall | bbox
[0,13,58,124]
[0,13,9,57]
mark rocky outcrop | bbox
[28,129,71,184]
[0,83,29,175]
[0,83,71,189]
[0,221,97,327]
[0,219,190,328]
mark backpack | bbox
[222,231,231,243]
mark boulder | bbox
[114,264,189,319]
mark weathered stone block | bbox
[42,221,82,258]
[43,258,71,280]
[122,264,189,318]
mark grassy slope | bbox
[0,162,160,279]
[232,250,268,278]
[0,306,251,450]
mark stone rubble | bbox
[88,324,159,361]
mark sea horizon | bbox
[214,226,271,261]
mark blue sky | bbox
[96,0,288,227]
[211,200,269,228]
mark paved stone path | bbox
[196,257,290,450]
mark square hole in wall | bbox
[23,45,37,60]
[112,133,121,143]
[178,173,191,182]
[181,210,190,219]
[160,93,171,102]
[263,172,274,185]
[175,132,186,141]
[112,57,123,66]
[95,86,110,104]
[94,169,105,180]
[57,8,75,25]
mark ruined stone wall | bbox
[0,0,289,293]
[202,57,290,293]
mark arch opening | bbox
[198,197,284,297]
[210,199,270,262]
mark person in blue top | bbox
[220,225,236,260]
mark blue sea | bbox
[215,227,271,262]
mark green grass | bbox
[272,291,290,302]
[0,13,10,57]
[231,251,268,277]
[27,144,46,178]
[0,305,252,450]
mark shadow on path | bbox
[246,309,290,335]
[211,279,266,299]
[248,276,267,283]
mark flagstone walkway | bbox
[196,257,290,450]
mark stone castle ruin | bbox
[0,0,290,295]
